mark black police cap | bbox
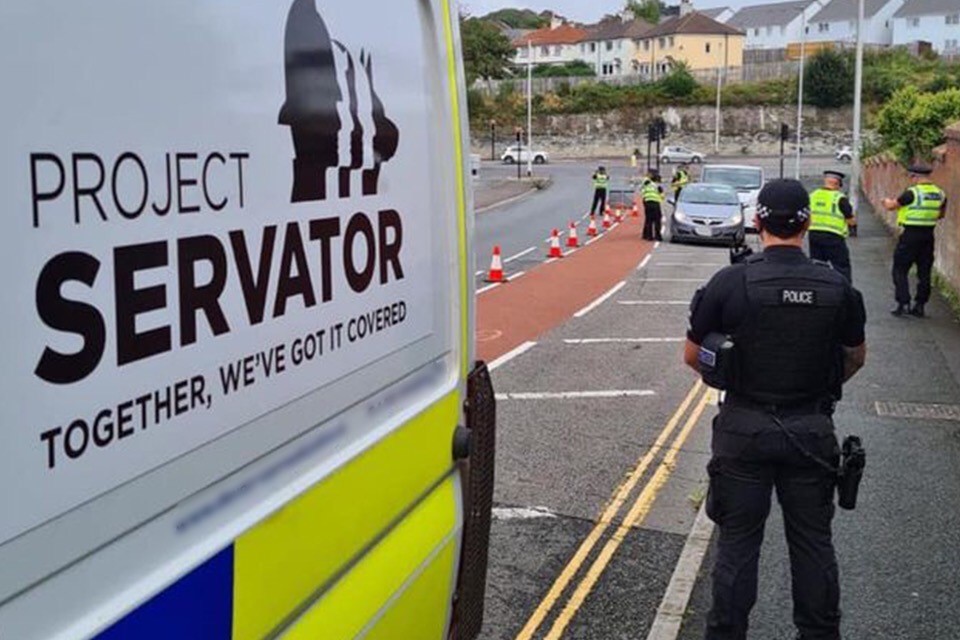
[908,164,932,176]
[824,170,845,182]
[756,179,810,222]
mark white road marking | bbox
[495,390,656,400]
[563,338,685,344]
[645,503,715,640]
[488,341,537,371]
[637,254,652,270]
[574,281,627,318]
[618,300,689,306]
[510,270,526,280]
[492,506,558,520]
[654,241,661,249]
[475,269,485,277]
[476,282,501,295]
[505,246,536,263]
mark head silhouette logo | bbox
[278,0,400,203]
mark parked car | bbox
[699,164,764,231]
[669,183,745,246]
[660,145,705,164]
[835,145,853,162]
[501,145,548,165]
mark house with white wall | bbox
[892,0,960,55]
[510,21,587,67]
[806,0,906,46]
[579,12,654,76]
[728,0,826,50]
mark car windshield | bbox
[680,184,739,206]
[702,168,762,190]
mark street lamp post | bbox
[490,120,497,161]
[851,0,865,213]
[526,40,533,178]
[714,41,724,153]
[796,8,807,179]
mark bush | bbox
[657,64,698,99]
[804,49,853,108]
[876,86,960,163]
[532,60,596,78]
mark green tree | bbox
[804,49,853,108]
[626,0,660,24]
[460,17,515,85]
[532,60,596,77]
[482,9,548,29]
[657,62,697,99]
[877,86,960,162]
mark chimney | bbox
[550,14,564,29]
[680,0,694,16]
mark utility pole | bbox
[851,0,865,213]
[714,43,723,153]
[526,40,533,178]
[796,8,807,179]
[490,120,496,162]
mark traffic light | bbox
[780,123,790,141]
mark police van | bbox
[0,2,495,638]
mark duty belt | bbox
[723,394,834,417]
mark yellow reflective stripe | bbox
[361,540,458,640]
[280,478,458,640]
[231,392,460,640]
[440,0,471,378]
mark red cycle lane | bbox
[476,217,654,363]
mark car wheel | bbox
[504,156,516,164]
[533,155,545,165]
[840,154,851,163]
[662,156,672,164]
[692,156,703,164]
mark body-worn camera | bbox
[699,332,735,390]
[837,435,865,510]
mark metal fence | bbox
[475,60,801,96]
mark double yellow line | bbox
[516,380,714,640]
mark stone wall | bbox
[862,122,960,296]
[472,105,859,158]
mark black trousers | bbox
[590,188,607,215]
[808,231,852,283]
[892,226,935,305]
[643,201,662,240]
[706,406,840,640]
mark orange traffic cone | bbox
[604,204,612,216]
[602,211,612,229]
[631,203,640,218]
[485,245,506,283]
[587,215,599,237]
[614,207,624,222]
[567,222,579,248]
[547,229,564,258]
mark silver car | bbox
[669,183,745,246]
[660,145,705,164]
[699,164,764,231]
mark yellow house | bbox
[634,11,745,78]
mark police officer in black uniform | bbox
[684,179,867,640]
[882,165,948,317]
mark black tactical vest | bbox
[731,254,846,405]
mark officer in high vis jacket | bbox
[808,170,855,282]
[641,171,665,241]
[671,164,690,201]
[883,165,948,317]
[590,165,610,216]
[684,179,867,640]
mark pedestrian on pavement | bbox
[808,170,856,282]
[641,171,665,241]
[590,165,610,216]
[684,179,867,640]
[883,165,948,318]
[671,163,690,202]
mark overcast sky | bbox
[459,0,752,22]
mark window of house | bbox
[580,43,585,52]
[818,22,829,32]
[947,14,960,25]
[518,48,527,58]
[668,36,675,47]
[644,40,650,51]
[947,38,959,49]
[606,40,614,51]
[754,28,760,36]
[658,37,666,48]
[910,17,920,27]
[541,45,549,55]
[589,42,597,52]
[705,42,711,53]
[555,45,562,55]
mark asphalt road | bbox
[473,156,851,285]
[476,173,960,639]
